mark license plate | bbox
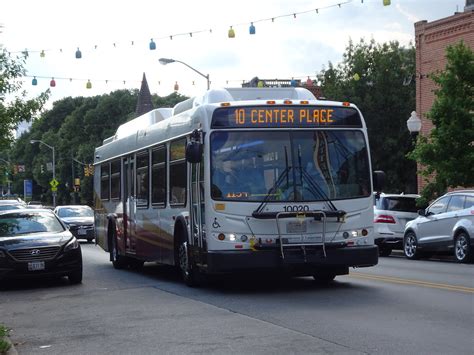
[78,229,86,235]
[28,261,45,271]
[286,221,307,233]
[303,235,322,243]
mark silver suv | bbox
[404,190,474,263]
[374,193,420,256]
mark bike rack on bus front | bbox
[275,211,328,262]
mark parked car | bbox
[373,193,420,256]
[404,190,474,263]
[0,199,27,211]
[0,209,83,283]
[53,205,95,243]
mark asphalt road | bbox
[1,244,473,354]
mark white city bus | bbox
[94,87,384,286]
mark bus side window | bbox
[169,138,187,206]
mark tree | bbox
[318,39,416,193]
[409,41,474,204]
[0,49,49,151]
[11,89,187,205]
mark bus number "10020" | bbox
[283,205,310,212]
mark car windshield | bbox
[57,207,94,218]
[210,130,370,202]
[0,212,65,237]
[378,197,418,212]
[0,204,25,211]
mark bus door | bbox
[190,162,206,252]
[123,155,137,254]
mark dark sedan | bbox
[0,209,83,284]
[54,205,95,243]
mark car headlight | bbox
[64,237,79,251]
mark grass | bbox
[0,325,11,354]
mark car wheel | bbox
[379,247,392,257]
[111,236,127,269]
[454,232,472,263]
[404,232,420,260]
[313,273,336,284]
[68,269,83,284]
[178,240,201,287]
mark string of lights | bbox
[8,0,392,91]
[5,0,392,57]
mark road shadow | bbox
[0,276,78,292]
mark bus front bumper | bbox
[206,245,378,274]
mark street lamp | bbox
[30,139,56,207]
[406,111,422,194]
[406,111,422,138]
[159,57,210,90]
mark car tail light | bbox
[374,215,396,224]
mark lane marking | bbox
[349,272,474,294]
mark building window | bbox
[100,163,110,200]
[169,138,187,206]
[110,160,121,200]
[152,145,167,206]
[136,150,149,207]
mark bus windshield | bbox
[210,130,370,202]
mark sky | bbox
[0,0,466,108]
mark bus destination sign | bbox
[211,106,362,129]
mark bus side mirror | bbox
[186,141,202,164]
[373,170,385,192]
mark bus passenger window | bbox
[110,160,121,200]
[152,145,167,206]
[100,163,110,200]
[170,139,187,206]
[136,151,149,207]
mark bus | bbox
[93,87,384,286]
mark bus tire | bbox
[110,234,127,270]
[178,240,201,287]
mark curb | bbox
[3,336,18,355]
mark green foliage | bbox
[0,49,49,151]
[409,41,474,202]
[9,89,188,204]
[0,324,11,354]
[318,39,417,193]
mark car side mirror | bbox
[417,209,426,216]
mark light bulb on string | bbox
[249,22,256,35]
[40,50,45,58]
[290,78,297,87]
[75,48,82,59]
[86,80,92,89]
[353,73,360,81]
[50,78,56,87]
[32,77,38,86]
[383,0,391,5]
[228,26,235,38]
[149,39,156,50]
[306,77,313,87]
[174,81,179,91]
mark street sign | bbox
[51,186,58,192]
[49,178,59,188]
[24,179,33,197]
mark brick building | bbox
[414,2,473,191]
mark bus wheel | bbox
[313,273,336,284]
[111,235,127,270]
[178,241,200,287]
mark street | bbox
[1,243,473,354]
